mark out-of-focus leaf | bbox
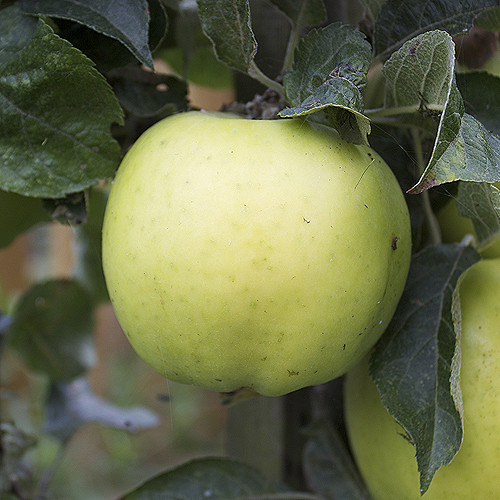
[474,6,500,30]
[8,280,95,381]
[119,457,299,499]
[160,46,234,88]
[109,65,188,117]
[73,188,110,304]
[370,243,480,493]
[456,71,500,136]
[303,420,371,500]
[456,181,500,251]
[281,23,372,144]
[268,0,326,27]
[0,7,124,198]
[0,189,51,248]
[44,378,159,440]
[374,0,497,58]
[20,0,155,68]
[358,0,387,21]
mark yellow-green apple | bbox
[102,111,411,396]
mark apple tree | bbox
[1,0,499,499]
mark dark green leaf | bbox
[8,279,95,381]
[0,189,50,248]
[20,0,155,68]
[109,65,188,117]
[44,378,159,440]
[197,0,257,73]
[119,457,298,500]
[370,243,480,493]
[281,23,372,144]
[303,420,371,500]
[456,181,500,251]
[268,0,326,27]
[0,7,124,198]
[358,0,387,21]
[374,0,497,58]
[456,71,500,136]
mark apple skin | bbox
[102,111,411,397]
[344,258,500,499]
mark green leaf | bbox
[44,378,159,440]
[280,23,372,144]
[303,420,371,500]
[374,0,498,58]
[0,7,124,198]
[409,89,500,193]
[268,0,326,27]
[382,30,455,114]
[456,181,500,251]
[0,189,51,248]
[119,457,299,499]
[196,0,257,73]
[108,65,188,117]
[19,0,155,68]
[370,243,480,494]
[8,279,95,381]
[456,71,500,136]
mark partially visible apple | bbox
[102,111,411,397]
[344,258,500,499]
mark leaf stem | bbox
[365,103,444,118]
[248,61,285,97]
[282,22,301,74]
[411,129,441,244]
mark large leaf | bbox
[370,243,480,493]
[280,23,372,144]
[8,279,95,381]
[20,0,155,68]
[196,0,256,73]
[44,378,159,440]
[0,7,124,198]
[374,0,497,58]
